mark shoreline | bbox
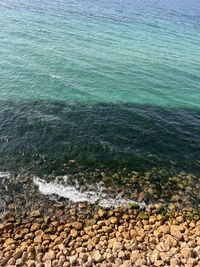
[0,203,199,267]
[0,165,200,218]
[0,167,199,266]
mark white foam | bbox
[48,73,62,80]
[34,177,100,203]
[34,177,145,208]
[0,172,12,179]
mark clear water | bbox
[0,0,200,175]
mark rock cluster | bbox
[0,205,199,267]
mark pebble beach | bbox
[0,168,200,267]
[0,202,200,267]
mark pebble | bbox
[68,255,77,265]
[93,250,104,263]
[181,247,193,259]
[30,210,41,217]
[72,221,83,230]
[70,229,78,238]
[43,250,55,261]
[113,241,123,254]
[31,223,41,232]
[109,217,118,224]
[44,260,52,267]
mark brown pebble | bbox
[30,223,41,232]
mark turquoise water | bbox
[1,0,200,107]
[0,0,200,175]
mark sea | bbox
[0,0,200,206]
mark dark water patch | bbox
[0,100,199,176]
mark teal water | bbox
[0,0,200,175]
[1,0,200,107]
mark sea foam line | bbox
[0,172,12,179]
[33,176,145,208]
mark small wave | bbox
[48,73,62,80]
[34,176,145,208]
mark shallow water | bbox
[0,0,200,178]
